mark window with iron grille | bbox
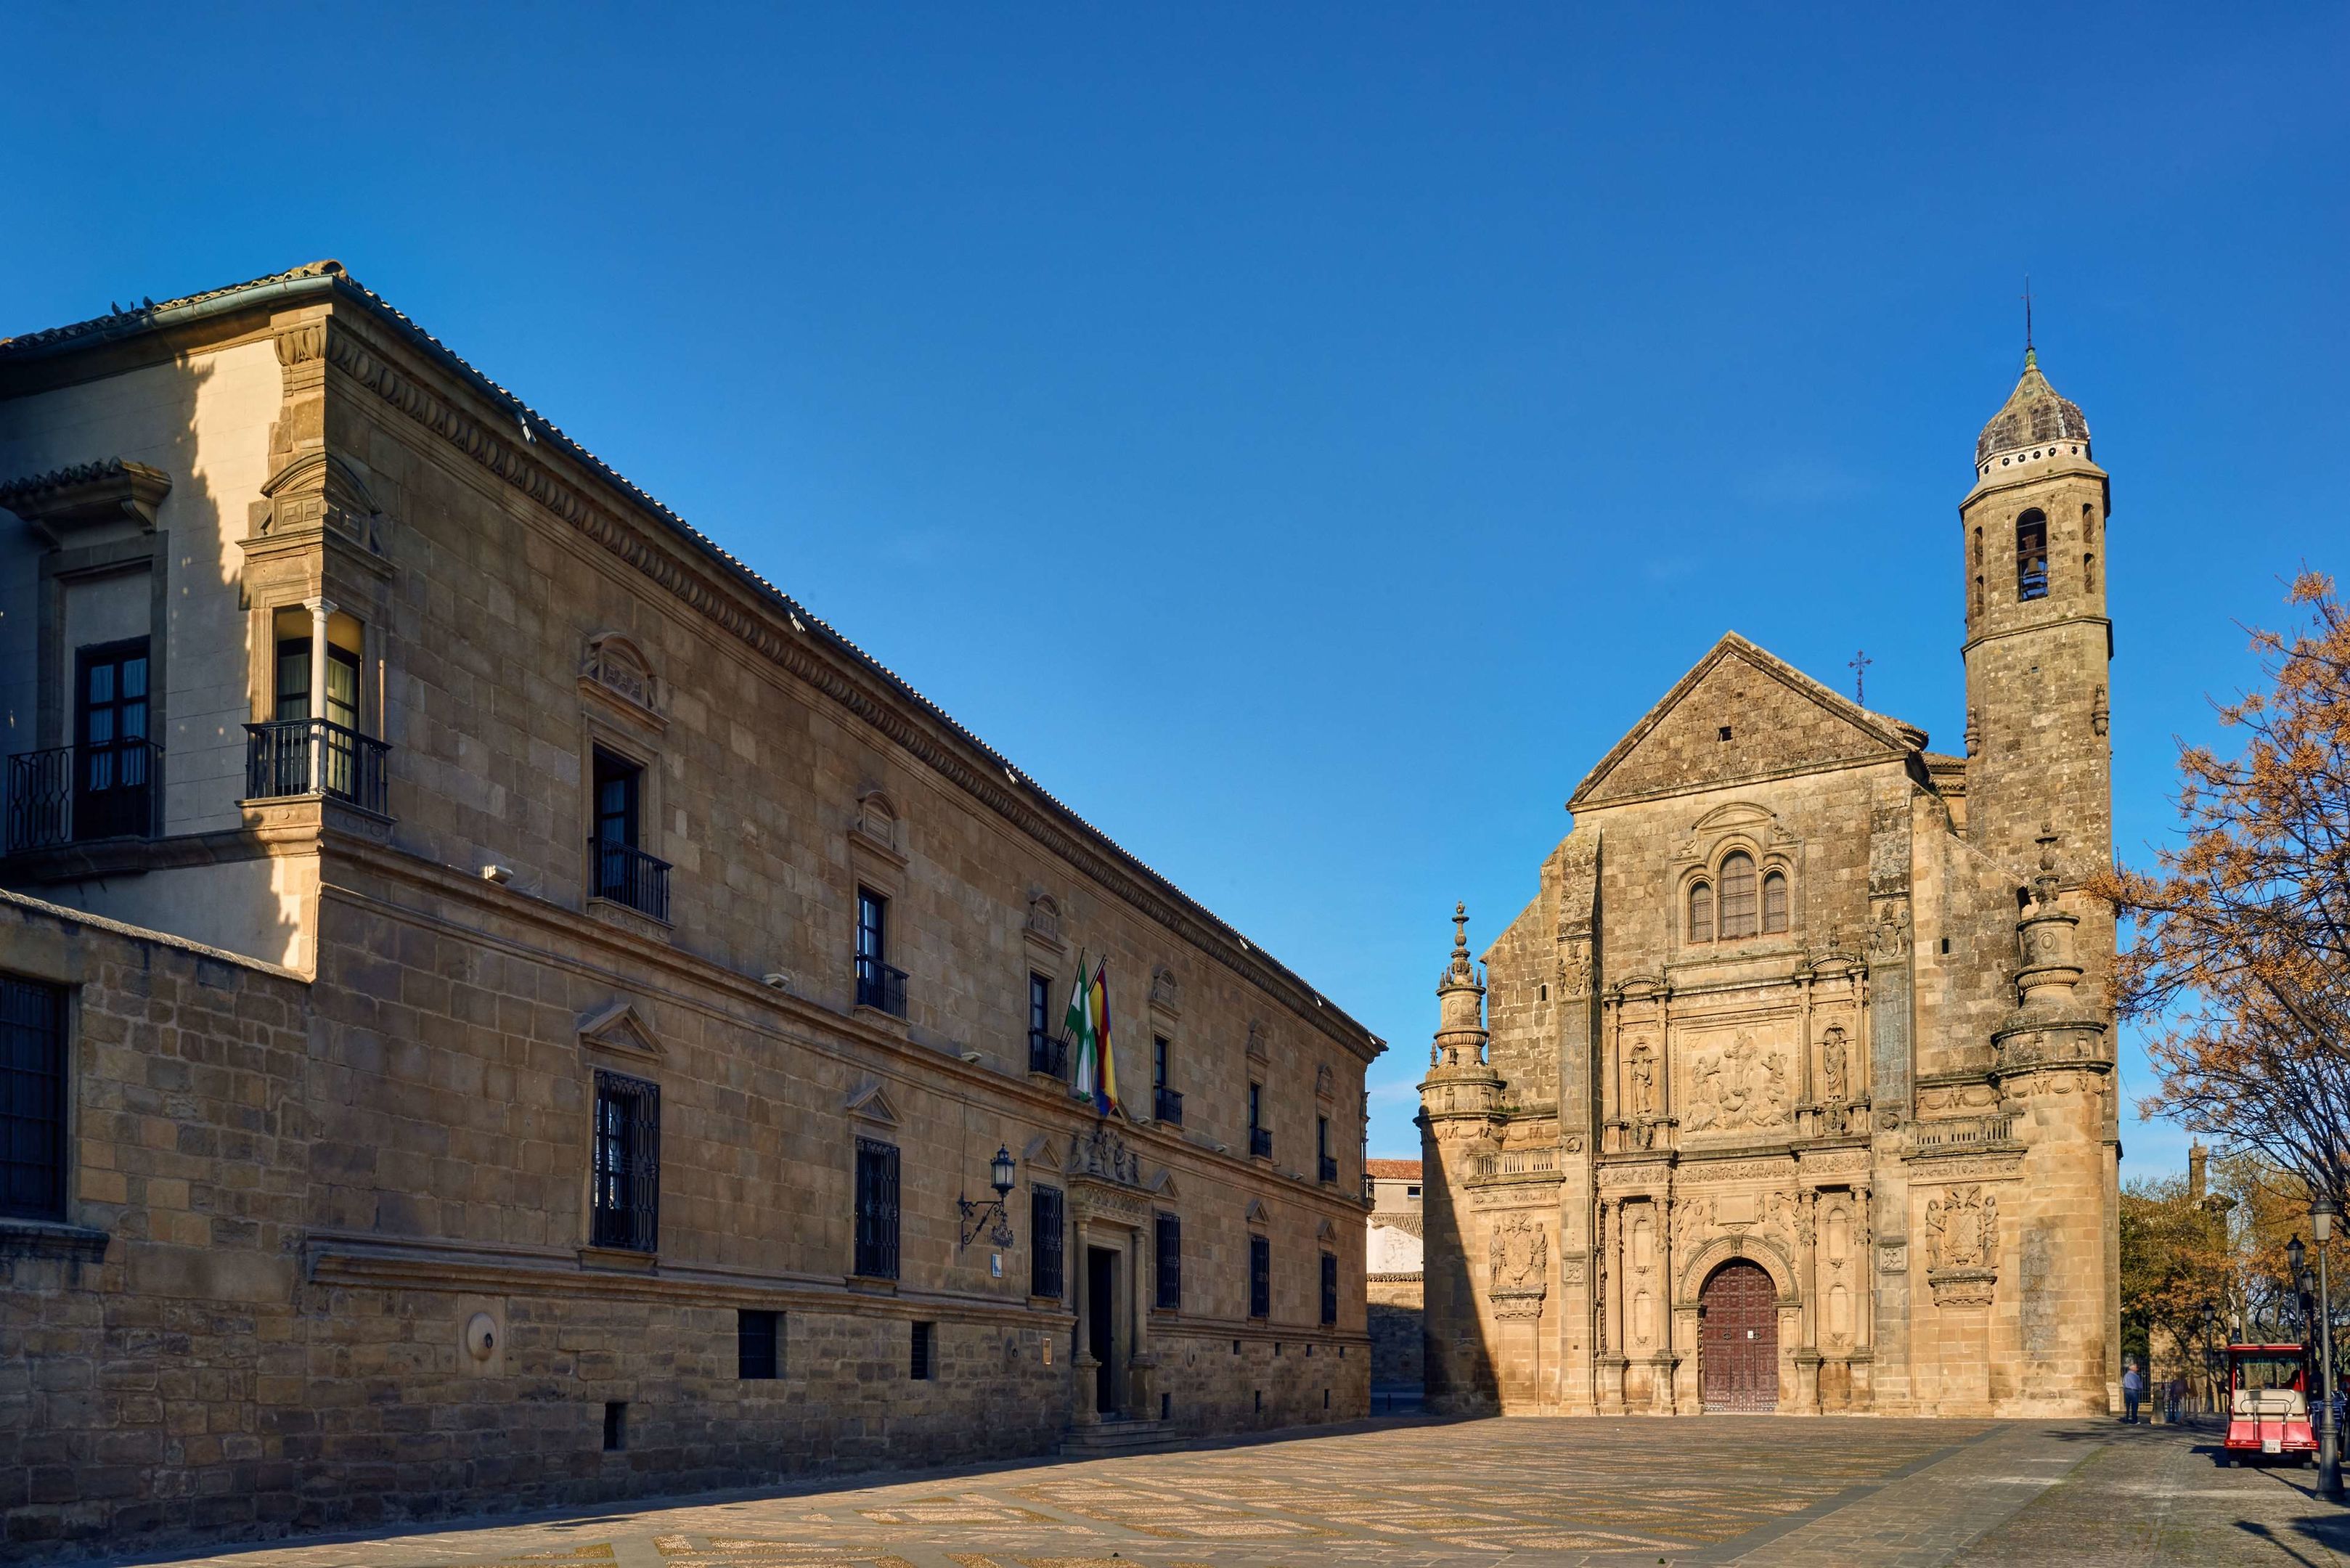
[854,1137,901,1279]
[1321,1252,1339,1325]
[738,1310,780,1379]
[1688,880,1714,942]
[1249,1233,1270,1319]
[1031,1185,1065,1299]
[1762,870,1790,934]
[1155,1211,1182,1310]
[590,1070,660,1251]
[910,1320,934,1380]
[1718,852,1758,939]
[0,976,68,1221]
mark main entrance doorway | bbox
[1086,1247,1118,1413]
[1699,1260,1779,1412]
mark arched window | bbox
[2083,505,2098,592]
[1718,852,1758,939]
[1687,881,1714,944]
[2015,510,2049,601]
[1762,870,1789,934]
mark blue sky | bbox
[7,4,2345,1170]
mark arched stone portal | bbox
[1699,1260,1779,1412]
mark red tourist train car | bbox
[2223,1343,2318,1464]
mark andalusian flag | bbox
[1065,953,1099,1105]
[1088,956,1121,1118]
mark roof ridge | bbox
[1,261,1382,1055]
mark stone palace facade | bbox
[0,263,1380,1551]
[1419,352,2120,1418]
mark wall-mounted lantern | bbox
[959,1145,1018,1249]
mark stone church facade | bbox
[0,264,1379,1551]
[1419,353,2119,1418]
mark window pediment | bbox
[577,997,663,1060]
[844,1081,901,1127]
[580,632,664,728]
[1,457,171,545]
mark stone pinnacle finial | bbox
[1443,902,1476,987]
[2033,823,2062,904]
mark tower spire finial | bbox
[2023,276,2036,369]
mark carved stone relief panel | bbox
[1678,1021,1798,1135]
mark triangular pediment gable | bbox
[1023,1135,1064,1172]
[1569,633,1927,811]
[1244,1196,1271,1227]
[844,1081,901,1128]
[1151,1168,1180,1199]
[576,998,663,1060]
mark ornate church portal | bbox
[1700,1262,1779,1412]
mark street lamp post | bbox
[2314,1196,2341,1502]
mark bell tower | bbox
[1958,348,2113,886]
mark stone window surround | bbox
[36,534,174,756]
[1679,836,1796,950]
[579,716,666,931]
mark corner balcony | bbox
[244,719,389,816]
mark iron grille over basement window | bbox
[854,1137,901,1279]
[1032,1185,1065,1298]
[1249,1233,1270,1319]
[1321,1252,1339,1325]
[738,1310,780,1379]
[0,976,68,1220]
[910,1320,934,1380]
[590,1070,660,1251]
[1155,1211,1182,1310]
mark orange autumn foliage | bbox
[2092,572,2350,1210]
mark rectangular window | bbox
[854,888,905,1016]
[589,748,668,920]
[1248,1082,1262,1130]
[738,1310,780,1379]
[854,1137,901,1279]
[1032,1185,1065,1299]
[910,1320,934,1380]
[593,748,642,849]
[1321,1252,1339,1326]
[1249,1234,1270,1319]
[274,636,360,729]
[0,977,69,1221]
[1317,1114,1337,1183]
[1153,1034,1169,1088]
[73,639,153,842]
[589,1069,659,1252]
[1028,972,1064,1077]
[1155,1211,1182,1310]
[602,1401,627,1451]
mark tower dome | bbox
[1975,350,2091,467]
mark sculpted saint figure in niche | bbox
[1821,1027,1848,1102]
[1627,1042,1657,1117]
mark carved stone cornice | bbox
[317,315,1379,1062]
[0,457,171,542]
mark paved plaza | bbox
[73,1418,2350,1568]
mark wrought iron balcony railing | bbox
[1029,1028,1068,1079]
[1319,1154,1339,1184]
[589,838,672,923]
[7,740,161,852]
[244,719,389,814]
[855,955,909,1018]
[1154,1085,1184,1127]
[1249,1126,1273,1160]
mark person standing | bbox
[2122,1360,2145,1424]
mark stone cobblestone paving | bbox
[70,1417,2350,1568]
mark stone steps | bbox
[1060,1417,1180,1456]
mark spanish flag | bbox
[1088,956,1121,1118]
